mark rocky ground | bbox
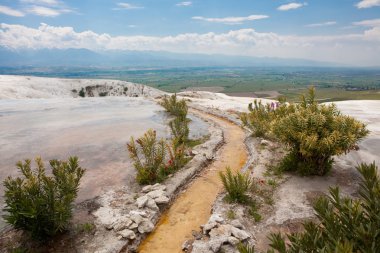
[0,78,379,253]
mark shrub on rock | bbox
[127,129,167,184]
[273,87,368,175]
[159,94,188,119]
[268,162,380,252]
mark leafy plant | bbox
[127,129,166,184]
[169,116,190,147]
[240,100,274,137]
[237,242,255,253]
[248,200,262,222]
[159,94,188,119]
[164,141,189,174]
[219,167,252,204]
[78,88,85,97]
[3,157,85,240]
[77,222,95,234]
[273,87,369,175]
[268,162,380,253]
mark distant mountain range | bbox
[0,47,340,68]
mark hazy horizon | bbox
[0,0,380,66]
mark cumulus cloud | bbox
[356,0,380,8]
[277,2,307,11]
[0,5,25,17]
[306,21,337,27]
[192,14,269,25]
[115,3,143,10]
[176,1,192,7]
[0,22,380,66]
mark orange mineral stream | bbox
[138,109,247,253]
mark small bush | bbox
[127,129,166,184]
[77,222,95,234]
[237,243,255,253]
[273,87,368,175]
[99,91,108,97]
[159,94,188,119]
[268,162,380,253]
[3,157,85,240]
[166,141,189,173]
[219,167,252,204]
[78,88,85,97]
[169,116,190,147]
[240,100,274,137]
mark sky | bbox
[0,0,379,66]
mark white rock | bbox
[192,240,213,253]
[209,225,232,238]
[203,221,217,234]
[117,229,136,240]
[113,218,133,232]
[192,150,199,155]
[128,222,138,230]
[146,197,159,211]
[208,236,229,252]
[151,183,167,191]
[130,213,143,225]
[136,195,149,208]
[147,190,166,199]
[230,227,250,241]
[227,236,239,245]
[141,185,153,193]
[138,220,155,234]
[209,214,224,224]
[129,210,149,218]
[230,220,244,229]
[182,240,192,251]
[154,195,169,204]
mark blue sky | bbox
[0,0,380,65]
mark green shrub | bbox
[268,162,380,253]
[169,116,190,147]
[159,94,188,119]
[166,141,189,173]
[3,157,85,240]
[240,100,274,137]
[273,87,368,175]
[78,88,85,97]
[219,167,252,204]
[237,243,255,253]
[99,91,108,97]
[127,129,166,184]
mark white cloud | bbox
[1,22,380,66]
[356,0,380,8]
[116,3,143,10]
[27,6,64,16]
[0,5,25,17]
[306,21,337,27]
[353,18,380,27]
[277,2,307,11]
[20,0,60,6]
[176,1,192,7]
[192,14,269,25]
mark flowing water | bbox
[139,109,247,253]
